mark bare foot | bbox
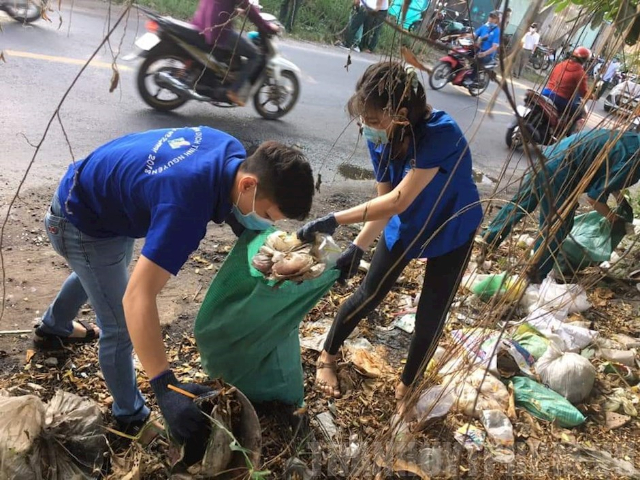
[315,350,341,398]
[395,381,410,416]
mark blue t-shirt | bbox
[56,126,244,275]
[370,110,483,259]
[475,23,500,58]
[543,129,640,202]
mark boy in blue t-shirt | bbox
[34,127,314,464]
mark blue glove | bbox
[297,214,338,243]
[150,370,212,465]
[336,243,364,282]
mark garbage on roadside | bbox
[535,278,591,315]
[480,409,515,463]
[600,362,637,382]
[412,385,455,429]
[251,230,341,282]
[442,366,510,418]
[451,329,536,379]
[511,323,549,360]
[510,376,586,427]
[598,348,637,367]
[523,309,598,352]
[603,388,638,417]
[535,335,596,404]
[454,423,486,452]
[0,390,106,480]
[468,272,526,302]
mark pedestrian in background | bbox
[340,0,388,53]
[597,57,621,99]
[516,23,540,78]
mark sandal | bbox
[34,320,100,349]
[315,358,341,399]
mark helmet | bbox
[572,46,592,62]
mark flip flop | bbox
[33,319,100,349]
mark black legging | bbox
[324,234,474,386]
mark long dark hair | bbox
[347,61,432,160]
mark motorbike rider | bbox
[463,11,500,87]
[192,0,279,106]
[541,46,591,127]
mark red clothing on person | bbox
[192,0,270,45]
[547,59,588,100]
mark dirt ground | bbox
[2,179,640,480]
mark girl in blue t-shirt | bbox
[298,61,483,410]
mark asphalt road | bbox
[0,0,604,195]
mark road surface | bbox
[0,0,606,195]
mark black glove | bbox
[150,370,212,465]
[225,213,246,238]
[335,243,364,282]
[297,214,338,243]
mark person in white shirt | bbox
[597,57,621,99]
[342,0,388,53]
[516,23,540,78]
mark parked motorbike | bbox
[530,44,554,71]
[426,3,470,40]
[0,0,42,22]
[506,89,586,149]
[428,37,496,96]
[131,7,300,120]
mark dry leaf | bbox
[25,349,35,364]
[109,69,120,93]
[507,381,517,421]
[605,411,631,431]
[401,46,430,72]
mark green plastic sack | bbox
[194,228,339,406]
[512,324,549,360]
[510,376,586,428]
[556,201,633,275]
[471,273,525,302]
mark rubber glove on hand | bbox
[336,243,364,282]
[297,214,338,243]
[150,370,213,465]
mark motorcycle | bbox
[131,7,301,120]
[530,44,554,71]
[0,0,42,22]
[505,89,586,149]
[428,37,496,96]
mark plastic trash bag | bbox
[524,309,598,353]
[536,335,596,404]
[0,390,106,480]
[470,273,525,302]
[511,376,586,427]
[480,410,515,463]
[536,278,591,316]
[511,324,549,360]
[195,229,338,406]
[556,201,633,276]
[444,366,509,418]
[413,385,455,428]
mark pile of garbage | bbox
[252,231,341,282]
[401,272,640,467]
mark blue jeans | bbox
[41,194,149,423]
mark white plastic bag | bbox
[444,366,509,418]
[311,234,341,268]
[536,335,596,403]
[0,390,105,480]
[480,409,515,463]
[537,278,591,315]
[525,309,598,352]
[413,385,455,427]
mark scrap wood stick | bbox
[0,329,32,335]
[168,383,198,399]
